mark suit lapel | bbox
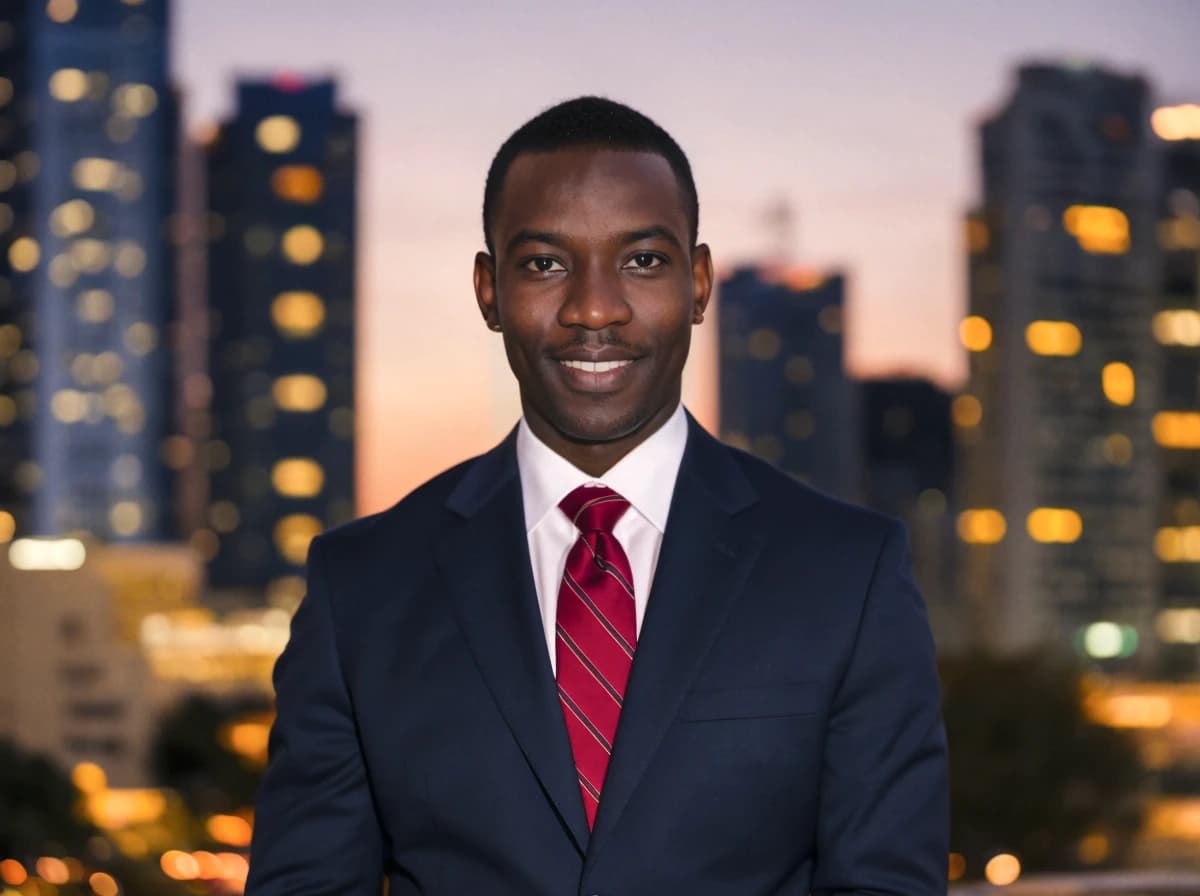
[586,416,762,862]
[436,431,591,854]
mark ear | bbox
[473,251,500,331]
[690,243,714,325]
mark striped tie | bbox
[555,484,636,829]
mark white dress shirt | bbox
[516,404,689,674]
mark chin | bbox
[549,402,655,445]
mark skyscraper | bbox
[1150,102,1200,677]
[7,0,180,542]
[0,0,34,546]
[718,265,859,500]
[957,63,1160,661]
[861,377,959,650]
[205,78,357,600]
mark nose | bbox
[557,258,632,330]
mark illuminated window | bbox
[1027,507,1083,543]
[70,238,110,273]
[73,158,119,191]
[272,458,325,498]
[957,509,1006,544]
[109,501,143,537]
[274,514,323,564]
[959,316,992,351]
[0,395,16,426]
[1152,104,1200,141]
[1080,622,1136,660]
[281,226,324,265]
[50,199,94,237]
[1155,527,1200,563]
[272,292,326,338]
[1102,433,1132,465]
[114,241,146,277]
[1025,320,1082,356]
[271,165,324,203]
[273,374,327,411]
[49,67,88,101]
[784,355,813,384]
[92,351,123,383]
[985,854,1021,887]
[784,410,814,440]
[966,218,989,253]
[159,435,193,470]
[11,350,38,381]
[1153,412,1200,448]
[1102,362,1135,406]
[1063,205,1129,255]
[124,322,157,354]
[46,0,78,23]
[1159,217,1200,251]
[746,328,781,360]
[817,305,842,335]
[77,289,114,323]
[0,510,14,544]
[208,501,240,533]
[8,237,39,272]
[112,83,157,117]
[751,435,783,463]
[256,115,301,153]
[111,454,141,488]
[50,255,79,288]
[1156,608,1200,643]
[1153,310,1200,347]
[0,324,21,357]
[52,389,87,424]
[115,169,143,201]
[952,394,982,428]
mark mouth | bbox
[552,357,639,393]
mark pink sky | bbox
[174,1,1199,510]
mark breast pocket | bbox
[679,682,820,722]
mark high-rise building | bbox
[7,0,180,542]
[1150,102,1200,677]
[718,265,859,500]
[861,377,959,650]
[0,1,35,545]
[205,79,357,599]
[957,63,1160,661]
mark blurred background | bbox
[1,0,1199,893]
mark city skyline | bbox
[173,0,1200,509]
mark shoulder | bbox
[308,452,482,570]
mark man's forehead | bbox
[496,148,688,232]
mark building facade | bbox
[5,0,180,542]
[1152,103,1200,677]
[718,265,859,501]
[957,63,1161,662]
[205,79,357,598]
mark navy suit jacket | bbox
[247,414,949,895]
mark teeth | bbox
[560,360,633,373]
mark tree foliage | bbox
[941,650,1145,873]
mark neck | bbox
[523,400,680,478]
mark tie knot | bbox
[559,484,630,534]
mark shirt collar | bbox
[516,403,688,535]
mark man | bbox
[247,97,949,895]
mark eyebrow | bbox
[505,225,684,256]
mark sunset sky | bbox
[174,0,1200,511]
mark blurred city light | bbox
[985,853,1022,886]
[1062,204,1130,254]
[1152,103,1200,141]
[7,537,87,570]
[1025,320,1083,356]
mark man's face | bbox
[475,148,712,448]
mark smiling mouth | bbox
[558,359,634,373]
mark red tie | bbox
[555,484,637,829]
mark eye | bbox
[521,256,566,274]
[624,252,665,271]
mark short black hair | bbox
[482,96,699,256]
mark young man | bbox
[247,97,949,895]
